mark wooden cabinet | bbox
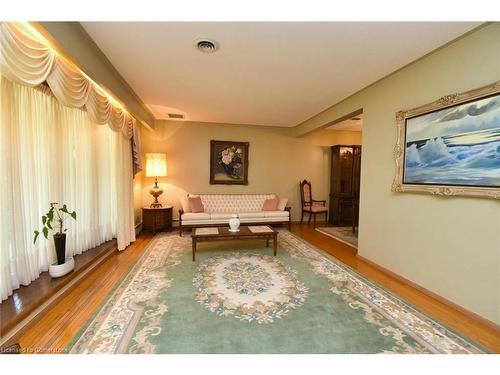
[329,145,361,226]
[142,206,173,233]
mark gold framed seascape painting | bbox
[393,81,500,199]
[210,140,249,185]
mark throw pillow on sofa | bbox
[188,196,205,213]
[262,198,279,211]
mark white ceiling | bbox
[81,22,480,127]
[327,114,363,131]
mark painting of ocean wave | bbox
[403,94,500,187]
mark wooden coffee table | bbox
[191,226,278,261]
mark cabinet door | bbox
[143,209,155,230]
[329,197,339,225]
[339,198,354,225]
[352,146,362,197]
[338,147,354,196]
[155,211,166,228]
[330,146,340,197]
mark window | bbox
[0,75,135,302]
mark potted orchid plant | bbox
[34,202,77,265]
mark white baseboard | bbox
[135,222,143,235]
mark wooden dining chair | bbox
[299,179,328,227]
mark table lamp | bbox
[145,153,167,208]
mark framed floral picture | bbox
[210,140,249,185]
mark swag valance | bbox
[0,22,142,169]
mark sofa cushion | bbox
[187,217,285,225]
[188,197,204,213]
[240,217,287,223]
[238,212,265,218]
[264,210,290,218]
[210,213,234,220]
[182,212,210,221]
[277,198,288,211]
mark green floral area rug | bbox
[316,226,358,248]
[67,232,485,354]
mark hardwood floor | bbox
[7,224,500,353]
[0,239,116,336]
[6,233,154,353]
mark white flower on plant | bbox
[236,148,242,154]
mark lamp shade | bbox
[145,153,167,177]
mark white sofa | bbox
[178,194,291,235]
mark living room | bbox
[1,1,499,373]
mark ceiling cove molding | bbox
[35,22,155,129]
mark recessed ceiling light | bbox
[194,39,219,53]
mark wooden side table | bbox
[142,206,173,233]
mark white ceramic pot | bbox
[49,257,75,278]
[229,214,240,232]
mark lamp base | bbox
[150,177,164,208]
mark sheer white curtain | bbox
[0,75,135,302]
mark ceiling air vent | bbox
[168,113,184,119]
[195,39,219,53]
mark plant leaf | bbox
[42,227,49,240]
[46,220,53,230]
[71,211,77,220]
[60,205,68,213]
[33,230,40,244]
[42,215,47,225]
[47,208,54,221]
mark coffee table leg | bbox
[192,239,196,261]
[273,235,277,256]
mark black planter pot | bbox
[53,233,67,265]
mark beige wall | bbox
[301,129,362,147]
[133,175,143,227]
[140,121,330,222]
[294,23,500,324]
